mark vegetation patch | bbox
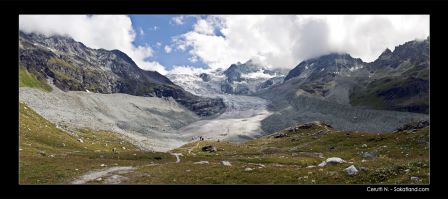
[19,66,52,92]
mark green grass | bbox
[20,103,429,184]
[19,66,52,92]
[19,102,173,184]
[349,76,429,113]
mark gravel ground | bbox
[19,86,200,152]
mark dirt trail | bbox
[171,153,183,163]
[70,166,135,184]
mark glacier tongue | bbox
[167,69,272,142]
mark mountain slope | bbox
[220,60,285,95]
[350,38,429,113]
[19,31,225,117]
[257,38,429,133]
[20,104,429,184]
[282,38,429,114]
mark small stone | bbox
[100,164,106,167]
[361,159,367,163]
[359,167,369,172]
[75,169,79,171]
[306,165,316,168]
[62,143,66,147]
[186,170,191,172]
[221,161,232,166]
[96,178,102,182]
[344,165,359,176]
[122,147,126,150]
[411,176,420,182]
[77,138,84,143]
[318,161,327,167]
[193,161,209,164]
[244,168,253,171]
[361,144,367,148]
[327,171,337,176]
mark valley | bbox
[18,31,430,184]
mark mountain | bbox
[256,38,429,133]
[166,60,286,97]
[281,38,429,114]
[19,31,225,117]
[220,60,285,95]
[350,38,429,113]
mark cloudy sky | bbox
[19,15,429,75]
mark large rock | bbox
[201,145,217,153]
[318,157,346,167]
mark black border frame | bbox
[3,0,447,198]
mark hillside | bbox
[20,103,429,184]
[256,38,429,133]
[280,38,429,114]
[19,31,225,117]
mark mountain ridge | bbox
[19,31,226,117]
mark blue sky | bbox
[130,15,208,70]
[19,15,430,74]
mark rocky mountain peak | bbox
[19,31,225,117]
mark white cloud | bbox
[168,65,210,75]
[189,56,198,63]
[164,45,172,53]
[174,15,429,70]
[193,19,215,35]
[19,15,167,74]
[172,16,185,25]
[139,27,144,36]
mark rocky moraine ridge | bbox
[19,31,225,117]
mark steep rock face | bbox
[19,31,225,117]
[220,60,285,95]
[279,38,429,114]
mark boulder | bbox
[201,145,217,152]
[318,157,346,167]
[344,165,359,176]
